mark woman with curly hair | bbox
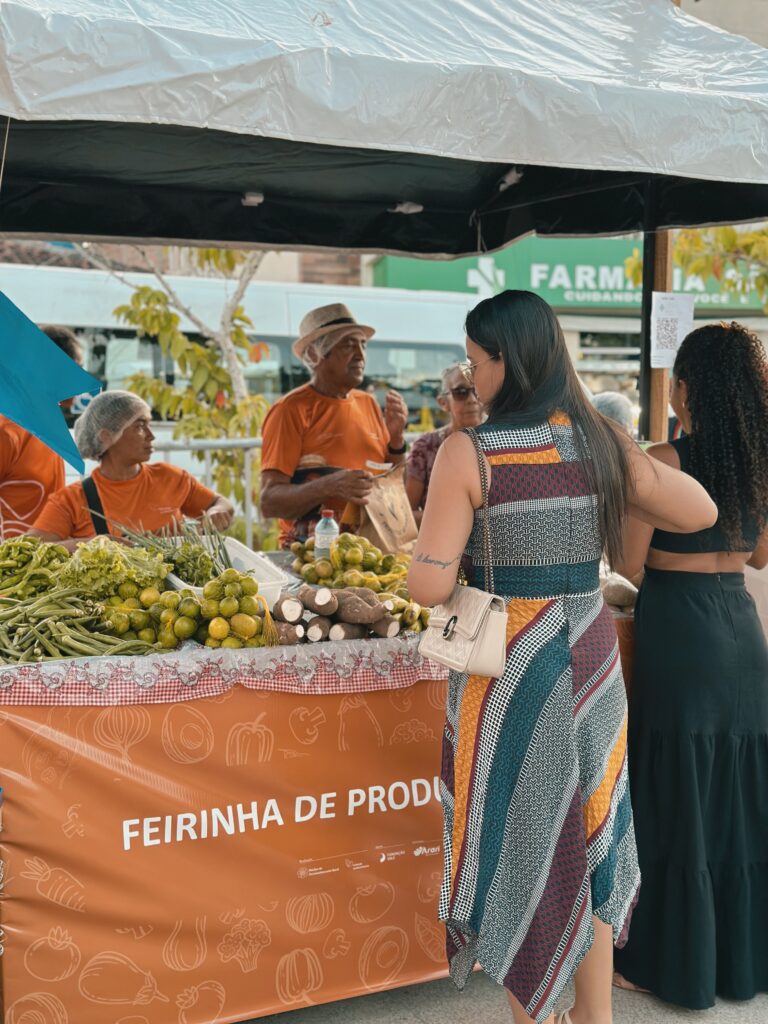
[614,321,768,1008]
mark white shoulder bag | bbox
[418,428,508,678]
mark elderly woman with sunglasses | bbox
[406,362,483,519]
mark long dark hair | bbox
[674,321,768,549]
[465,290,629,565]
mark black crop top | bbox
[651,436,760,554]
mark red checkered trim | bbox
[0,636,449,706]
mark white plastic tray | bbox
[167,538,292,607]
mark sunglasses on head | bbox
[443,385,477,401]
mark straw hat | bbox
[292,303,375,361]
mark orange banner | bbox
[0,680,449,1023]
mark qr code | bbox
[655,318,679,350]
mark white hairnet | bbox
[74,390,152,460]
[301,331,348,370]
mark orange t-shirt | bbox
[32,463,216,540]
[0,416,65,540]
[260,384,390,547]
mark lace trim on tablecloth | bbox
[0,635,448,705]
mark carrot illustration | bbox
[21,856,86,912]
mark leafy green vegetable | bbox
[59,537,170,598]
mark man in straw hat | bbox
[260,303,409,548]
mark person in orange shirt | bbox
[28,391,234,543]
[0,325,84,539]
[260,303,409,548]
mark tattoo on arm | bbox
[415,551,462,570]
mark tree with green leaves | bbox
[75,244,272,514]
[624,225,767,308]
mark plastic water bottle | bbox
[314,509,339,561]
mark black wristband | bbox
[387,441,407,455]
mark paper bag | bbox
[348,463,417,554]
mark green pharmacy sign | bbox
[372,237,762,313]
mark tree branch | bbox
[219,250,266,335]
[72,243,147,293]
[133,245,219,343]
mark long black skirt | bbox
[614,568,768,1009]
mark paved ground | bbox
[259,973,768,1024]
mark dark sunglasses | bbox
[443,385,477,401]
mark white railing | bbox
[156,434,422,550]
[156,437,262,548]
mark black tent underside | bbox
[1,121,768,254]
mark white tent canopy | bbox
[1,0,767,252]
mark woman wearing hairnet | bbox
[28,391,233,543]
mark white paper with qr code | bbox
[651,292,695,368]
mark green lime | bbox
[179,598,200,619]
[173,616,197,640]
[344,545,364,565]
[238,595,260,616]
[204,637,221,648]
[202,579,223,601]
[118,581,139,600]
[219,596,239,618]
[148,602,165,622]
[157,630,178,649]
[221,636,243,649]
[160,608,178,627]
[240,576,259,595]
[200,598,220,620]
[314,559,333,579]
[220,568,240,584]
[110,611,130,635]
[138,627,157,644]
[160,591,181,610]
[129,609,151,631]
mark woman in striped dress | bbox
[408,291,717,1024]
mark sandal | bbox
[612,971,651,994]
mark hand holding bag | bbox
[418,428,508,678]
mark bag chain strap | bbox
[465,428,495,594]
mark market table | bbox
[0,636,450,1024]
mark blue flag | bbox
[0,291,102,472]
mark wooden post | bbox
[643,0,679,442]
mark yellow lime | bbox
[240,576,259,595]
[160,591,180,609]
[118,581,139,600]
[221,636,243,649]
[292,558,304,573]
[122,597,141,609]
[204,637,221,649]
[173,616,197,640]
[139,587,161,608]
[137,627,157,644]
[159,608,178,627]
[200,598,220,620]
[107,595,123,607]
[230,613,259,639]
[245,636,265,648]
[208,616,230,640]
[157,630,178,649]
[224,582,242,598]
[220,568,240,584]
[219,596,239,618]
